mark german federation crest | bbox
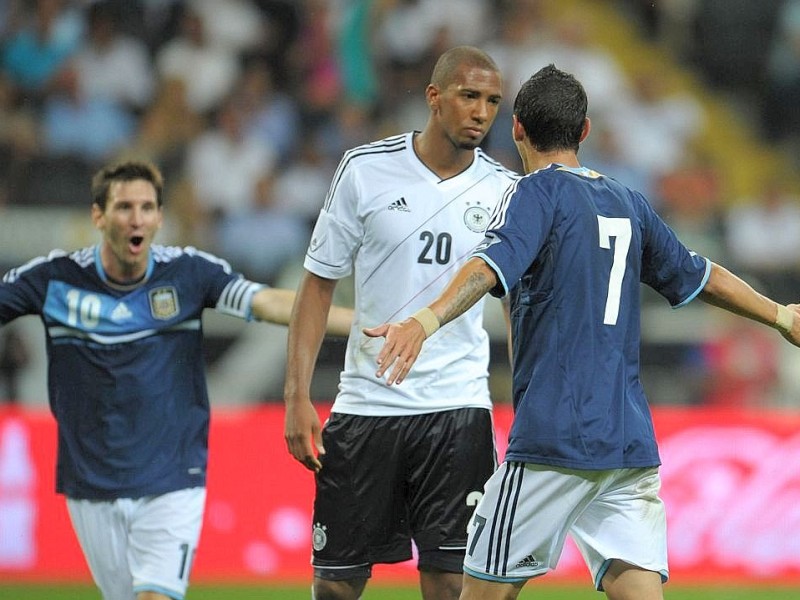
[464,201,490,233]
[312,523,327,551]
[149,287,180,320]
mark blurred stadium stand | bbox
[2,0,800,409]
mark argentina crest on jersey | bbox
[148,286,180,320]
[463,200,491,233]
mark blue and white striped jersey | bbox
[475,164,711,470]
[0,244,263,499]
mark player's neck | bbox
[99,245,149,286]
[413,130,474,179]
[523,150,580,174]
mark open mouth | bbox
[130,236,144,250]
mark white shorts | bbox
[463,463,668,591]
[67,487,206,600]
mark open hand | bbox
[363,317,427,385]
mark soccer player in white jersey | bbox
[0,160,352,600]
[283,46,518,600]
[367,65,800,600]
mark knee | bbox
[313,577,367,600]
[601,560,663,600]
[420,569,463,600]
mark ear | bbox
[512,114,526,142]
[91,203,104,230]
[425,84,440,111]
[579,117,591,143]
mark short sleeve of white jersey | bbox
[304,159,365,280]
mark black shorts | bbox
[311,407,496,581]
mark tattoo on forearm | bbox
[442,270,492,324]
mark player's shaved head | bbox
[430,46,500,89]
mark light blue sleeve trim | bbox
[672,257,712,309]
[473,253,509,297]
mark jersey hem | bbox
[59,481,206,501]
[502,454,661,470]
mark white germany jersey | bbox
[305,132,518,416]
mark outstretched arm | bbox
[283,272,337,472]
[700,262,800,346]
[363,257,499,385]
[251,286,352,336]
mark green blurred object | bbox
[0,584,799,600]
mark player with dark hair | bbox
[0,159,351,600]
[283,46,518,600]
[366,64,800,600]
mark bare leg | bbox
[459,571,525,600]
[312,576,368,600]
[137,592,173,600]
[601,560,663,600]
[419,570,462,600]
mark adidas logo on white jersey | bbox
[514,554,540,569]
[388,197,410,212]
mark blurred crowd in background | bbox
[2,0,800,408]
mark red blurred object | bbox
[0,404,799,585]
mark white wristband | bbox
[411,307,440,338]
[775,304,794,333]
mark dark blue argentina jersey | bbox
[475,165,711,469]
[0,244,262,499]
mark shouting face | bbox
[93,179,162,283]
